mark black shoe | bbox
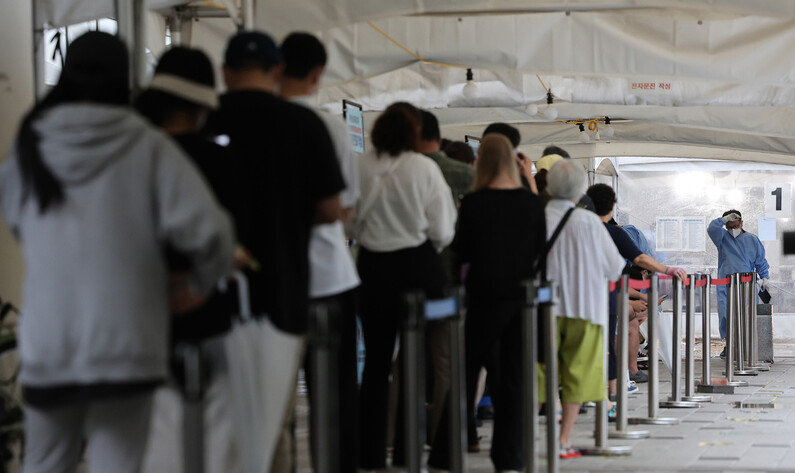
[719,347,727,359]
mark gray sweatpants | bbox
[23,393,154,473]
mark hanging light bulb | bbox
[593,131,601,141]
[603,116,615,138]
[543,91,558,120]
[578,123,590,143]
[463,68,478,99]
[525,103,539,115]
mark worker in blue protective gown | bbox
[707,209,770,357]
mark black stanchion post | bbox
[660,277,699,408]
[179,342,205,473]
[448,288,467,473]
[581,280,631,456]
[629,274,680,425]
[309,301,341,473]
[683,276,711,403]
[610,275,649,439]
[539,281,559,473]
[749,273,769,371]
[521,280,538,473]
[402,292,427,473]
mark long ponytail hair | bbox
[17,31,129,214]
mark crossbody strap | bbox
[534,207,576,280]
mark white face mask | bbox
[731,228,742,238]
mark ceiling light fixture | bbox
[544,91,558,120]
[463,68,478,99]
[578,123,590,143]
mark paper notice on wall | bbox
[656,217,682,251]
[758,217,777,241]
[681,217,706,252]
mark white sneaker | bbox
[628,380,639,395]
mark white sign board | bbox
[656,217,682,251]
[764,183,792,218]
[681,217,706,252]
[655,216,706,252]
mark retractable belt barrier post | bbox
[581,280,632,457]
[176,342,205,473]
[732,273,757,377]
[630,274,680,425]
[724,275,750,385]
[696,275,736,394]
[308,301,341,473]
[609,275,649,440]
[539,282,560,473]
[521,280,539,473]
[683,276,712,403]
[660,277,700,408]
[402,292,427,473]
[403,290,467,473]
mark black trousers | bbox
[304,288,359,472]
[356,242,445,469]
[429,298,524,471]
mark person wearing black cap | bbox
[212,30,345,473]
[0,32,234,472]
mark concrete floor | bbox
[296,344,795,472]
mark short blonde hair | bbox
[473,134,520,191]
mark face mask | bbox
[731,228,742,238]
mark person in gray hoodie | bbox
[0,32,235,473]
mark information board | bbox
[655,216,706,252]
[342,99,365,154]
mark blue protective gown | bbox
[707,217,770,339]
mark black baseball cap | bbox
[224,31,282,67]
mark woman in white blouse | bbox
[352,102,456,470]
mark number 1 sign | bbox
[764,183,792,218]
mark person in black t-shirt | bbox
[213,31,345,473]
[586,184,685,402]
[429,134,546,472]
[214,31,344,334]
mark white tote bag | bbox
[223,272,304,473]
[639,308,675,374]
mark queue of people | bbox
[0,26,769,473]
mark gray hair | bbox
[547,160,587,201]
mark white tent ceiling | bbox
[30,0,795,164]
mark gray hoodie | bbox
[0,104,234,387]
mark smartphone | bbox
[660,294,669,301]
